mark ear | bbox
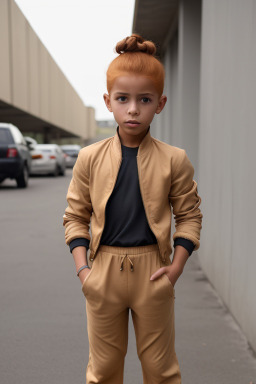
[103,93,113,112]
[155,95,167,114]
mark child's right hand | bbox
[79,267,91,286]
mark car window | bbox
[61,146,81,151]
[0,128,14,144]
[62,149,79,155]
[40,149,52,153]
[10,126,26,145]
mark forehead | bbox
[111,75,158,95]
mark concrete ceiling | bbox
[132,0,179,57]
[0,100,77,138]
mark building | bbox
[0,0,97,145]
[133,0,256,352]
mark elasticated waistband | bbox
[98,244,159,256]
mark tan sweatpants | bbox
[81,244,181,384]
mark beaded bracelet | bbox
[77,265,90,277]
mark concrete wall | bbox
[198,0,256,351]
[87,107,97,138]
[0,0,12,103]
[151,0,256,351]
[0,0,95,140]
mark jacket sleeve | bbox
[63,150,92,246]
[169,149,203,250]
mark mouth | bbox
[125,120,141,126]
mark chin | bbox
[122,126,148,135]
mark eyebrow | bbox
[114,92,154,96]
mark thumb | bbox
[150,267,166,281]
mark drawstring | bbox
[120,254,134,272]
[120,255,125,271]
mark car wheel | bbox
[16,165,29,188]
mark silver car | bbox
[30,144,66,176]
[60,145,81,168]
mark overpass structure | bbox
[0,0,96,144]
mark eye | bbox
[117,96,127,102]
[141,97,151,103]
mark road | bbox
[1,167,256,384]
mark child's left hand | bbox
[150,245,189,286]
[150,264,183,287]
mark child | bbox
[63,34,203,384]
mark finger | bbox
[150,267,166,280]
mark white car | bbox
[30,144,66,176]
[60,145,81,168]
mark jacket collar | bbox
[113,126,153,159]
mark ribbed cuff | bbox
[174,237,195,256]
[69,238,90,253]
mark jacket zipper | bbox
[90,157,122,261]
[137,157,163,261]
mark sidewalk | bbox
[124,253,256,384]
[175,254,256,383]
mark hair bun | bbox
[116,34,156,56]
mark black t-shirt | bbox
[100,144,157,247]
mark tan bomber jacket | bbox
[63,128,203,264]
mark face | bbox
[104,75,167,146]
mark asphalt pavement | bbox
[0,166,256,384]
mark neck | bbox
[118,127,149,147]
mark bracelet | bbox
[77,265,90,277]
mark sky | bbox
[14,0,135,120]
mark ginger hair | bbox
[106,34,165,96]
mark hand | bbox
[150,244,189,286]
[150,264,183,287]
[78,267,91,285]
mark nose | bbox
[128,101,139,116]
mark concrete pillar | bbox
[162,31,178,145]
[55,128,61,144]
[43,126,50,144]
[176,0,201,174]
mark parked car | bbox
[0,123,32,188]
[30,144,66,176]
[60,145,81,168]
[24,136,37,150]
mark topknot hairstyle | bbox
[106,34,165,96]
[115,34,156,55]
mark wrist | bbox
[76,264,90,277]
[172,246,189,272]
[165,264,182,287]
[169,262,184,276]
[78,267,90,284]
